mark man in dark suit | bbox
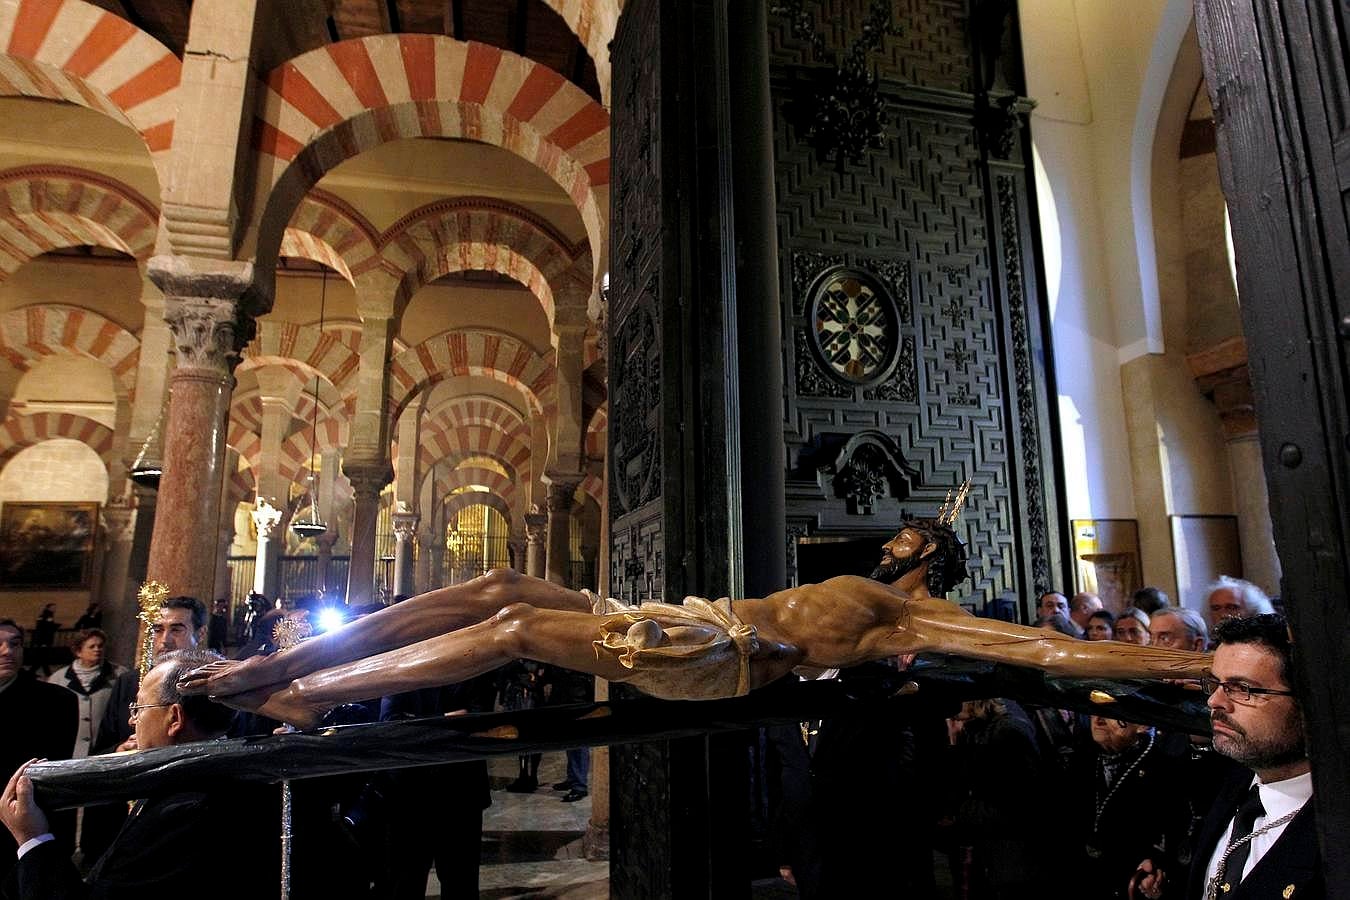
[1133,614,1320,900]
[0,648,278,899]
[0,620,76,886]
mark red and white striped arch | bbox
[538,0,620,105]
[388,329,555,422]
[427,396,530,442]
[253,35,608,293]
[0,411,115,473]
[225,421,261,466]
[374,198,587,325]
[0,166,158,278]
[418,422,533,483]
[285,190,380,279]
[442,488,516,532]
[0,0,179,180]
[241,323,362,397]
[279,229,353,283]
[0,305,138,396]
[584,402,606,460]
[579,471,603,507]
[434,466,519,511]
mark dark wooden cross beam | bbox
[26,661,1211,811]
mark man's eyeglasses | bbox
[128,701,173,722]
[1200,674,1296,704]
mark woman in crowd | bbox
[46,629,125,758]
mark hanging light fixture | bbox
[292,268,329,540]
[128,409,163,488]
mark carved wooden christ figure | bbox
[178,515,1209,728]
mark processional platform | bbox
[27,658,1210,810]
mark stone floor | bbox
[425,753,608,899]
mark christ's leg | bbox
[238,604,636,729]
[178,570,594,699]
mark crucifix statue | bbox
[179,490,1208,728]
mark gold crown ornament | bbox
[936,480,972,526]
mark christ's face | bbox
[871,528,933,584]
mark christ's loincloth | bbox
[584,591,761,700]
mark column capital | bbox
[251,499,284,540]
[344,463,393,500]
[524,511,548,541]
[392,512,420,541]
[545,476,583,513]
[163,296,253,375]
[100,505,136,544]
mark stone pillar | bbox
[524,510,547,579]
[145,258,255,603]
[507,536,527,574]
[251,499,283,597]
[414,523,435,593]
[427,534,446,590]
[729,0,787,598]
[1206,363,1282,595]
[344,465,390,606]
[214,525,235,604]
[391,512,419,599]
[545,477,581,586]
[98,500,137,662]
[314,529,337,595]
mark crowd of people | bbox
[767,575,1314,900]
[0,568,1319,899]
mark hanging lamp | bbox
[291,268,329,539]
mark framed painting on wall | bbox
[1070,518,1143,613]
[0,501,98,590]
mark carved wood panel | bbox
[772,0,1062,609]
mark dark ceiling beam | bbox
[512,0,529,56]
[326,14,341,42]
[385,0,402,32]
[445,0,462,40]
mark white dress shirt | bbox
[1203,770,1313,886]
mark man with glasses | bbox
[1148,608,1208,652]
[1132,614,1321,900]
[0,648,278,898]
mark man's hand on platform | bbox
[1,759,50,845]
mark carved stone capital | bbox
[100,506,136,544]
[163,296,252,375]
[344,464,393,501]
[545,477,583,513]
[392,512,420,542]
[251,499,284,540]
[524,512,548,543]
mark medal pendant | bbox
[1085,844,1102,859]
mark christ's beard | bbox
[870,551,925,584]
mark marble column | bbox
[545,477,581,586]
[98,500,137,663]
[428,536,446,590]
[392,512,419,599]
[344,465,390,606]
[524,510,548,579]
[251,499,283,597]
[145,258,255,603]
